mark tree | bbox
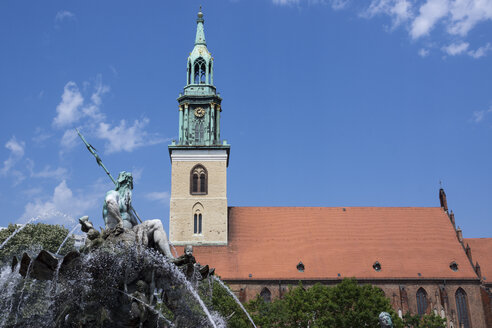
[400,313,446,328]
[199,277,252,328]
[0,223,75,264]
[245,279,447,328]
[247,279,400,328]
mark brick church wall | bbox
[226,280,487,328]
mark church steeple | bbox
[168,10,230,246]
[174,8,225,147]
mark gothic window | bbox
[455,288,470,328]
[194,120,204,144]
[192,203,204,235]
[260,287,271,303]
[416,288,428,316]
[194,57,206,84]
[190,165,207,195]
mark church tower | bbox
[168,9,230,246]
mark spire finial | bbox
[195,7,206,45]
[197,6,204,20]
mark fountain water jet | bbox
[56,223,80,254]
[213,276,257,328]
[0,217,38,250]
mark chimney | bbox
[475,262,482,279]
[465,244,472,263]
[449,211,456,228]
[456,227,463,243]
[439,188,448,212]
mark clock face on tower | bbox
[194,107,205,118]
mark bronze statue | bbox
[379,312,394,328]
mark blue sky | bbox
[0,1,491,238]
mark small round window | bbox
[450,262,459,271]
[373,261,382,272]
[297,261,305,272]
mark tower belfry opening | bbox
[169,9,230,246]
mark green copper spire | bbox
[195,7,206,46]
[187,8,213,86]
[170,8,230,152]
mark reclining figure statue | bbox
[100,171,174,259]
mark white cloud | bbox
[53,79,108,129]
[82,76,109,122]
[365,0,413,27]
[1,137,25,184]
[55,10,75,23]
[411,0,450,39]
[60,129,79,151]
[53,77,168,155]
[418,48,430,56]
[145,191,170,204]
[442,41,469,55]
[471,106,492,123]
[53,82,84,128]
[468,43,492,58]
[96,118,167,154]
[448,0,492,36]
[21,179,108,225]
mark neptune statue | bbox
[102,171,174,259]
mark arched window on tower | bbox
[416,288,428,316]
[455,288,470,328]
[260,287,271,303]
[193,203,204,235]
[194,57,206,84]
[190,165,207,195]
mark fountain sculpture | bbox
[0,168,228,327]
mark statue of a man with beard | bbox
[103,171,174,259]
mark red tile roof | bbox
[186,207,479,281]
[464,238,492,285]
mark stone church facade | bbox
[168,10,492,328]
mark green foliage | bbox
[0,223,75,264]
[198,278,252,328]
[400,313,446,328]
[247,278,400,328]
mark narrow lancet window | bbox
[194,214,198,234]
[192,174,198,193]
[416,288,428,316]
[455,288,470,328]
[198,213,202,234]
